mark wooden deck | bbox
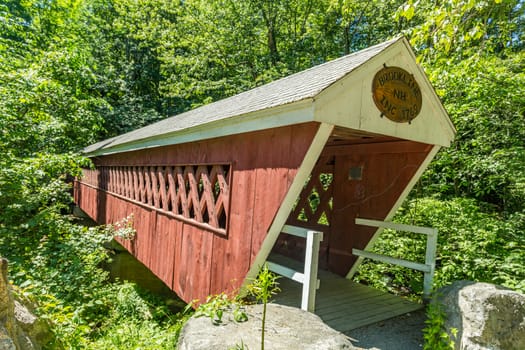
[270,254,423,333]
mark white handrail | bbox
[355,218,436,236]
[267,225,323,312]
[353,218,437,299]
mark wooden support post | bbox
[302,230,322,312]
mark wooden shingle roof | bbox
[84,38,399,155]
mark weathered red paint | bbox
[327,141,432,275]
[76,122,434,301]
[75,123,320,304]
[274,139,432,277]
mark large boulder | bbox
[0,258,52,350]
[178,303,355,350]
[436,281,525,350]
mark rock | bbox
[14,301,38,331]
[14,300,51,349]
[178,303,355,350]
[0,258,52,350]
[436,281,525,350]
[0,326,16,350]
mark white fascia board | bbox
[86,99,315,157]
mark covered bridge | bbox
[74,37,455,328]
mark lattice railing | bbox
[288,156,334,229]
[80,164,231,230]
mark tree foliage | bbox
[422,54,525,212]
[398,0,524,63]
[354,198,525,296]
[355,0,525,300]
[394,0,525,215]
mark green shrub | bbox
[89,282,190,349]
[423,301,456,350]
[354,197,525,298]
[194,292,247,325]
[1,210,187,348]
[89,319,183,350]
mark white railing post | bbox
[423,229,438,299]
[266,225,323,312]
[302,230,322,312]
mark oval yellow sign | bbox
[372,66,422,123]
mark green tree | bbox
[396,0,525,213]
[331,0,407,54]
[397,0,524,63]
[0,0,105,254]
[85,0,172,136]
[422,54,525,212]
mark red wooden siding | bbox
[274,140,432,277]
[328,141,432,276]
[148,213,178,288]
[75,123,320,304]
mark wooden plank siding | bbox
[328,140,432,276]
[146,213,178,288]
[274,139,432,278]
[177,223,214,302]
[74,123,320,304]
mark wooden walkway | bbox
[270,254,423,333]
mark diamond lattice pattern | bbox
[81,164,230,230]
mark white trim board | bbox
[86,100,315,157]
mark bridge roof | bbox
[84,36,455,156]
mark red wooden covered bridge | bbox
[74,37,455,330]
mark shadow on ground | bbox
[345,309,426,350]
